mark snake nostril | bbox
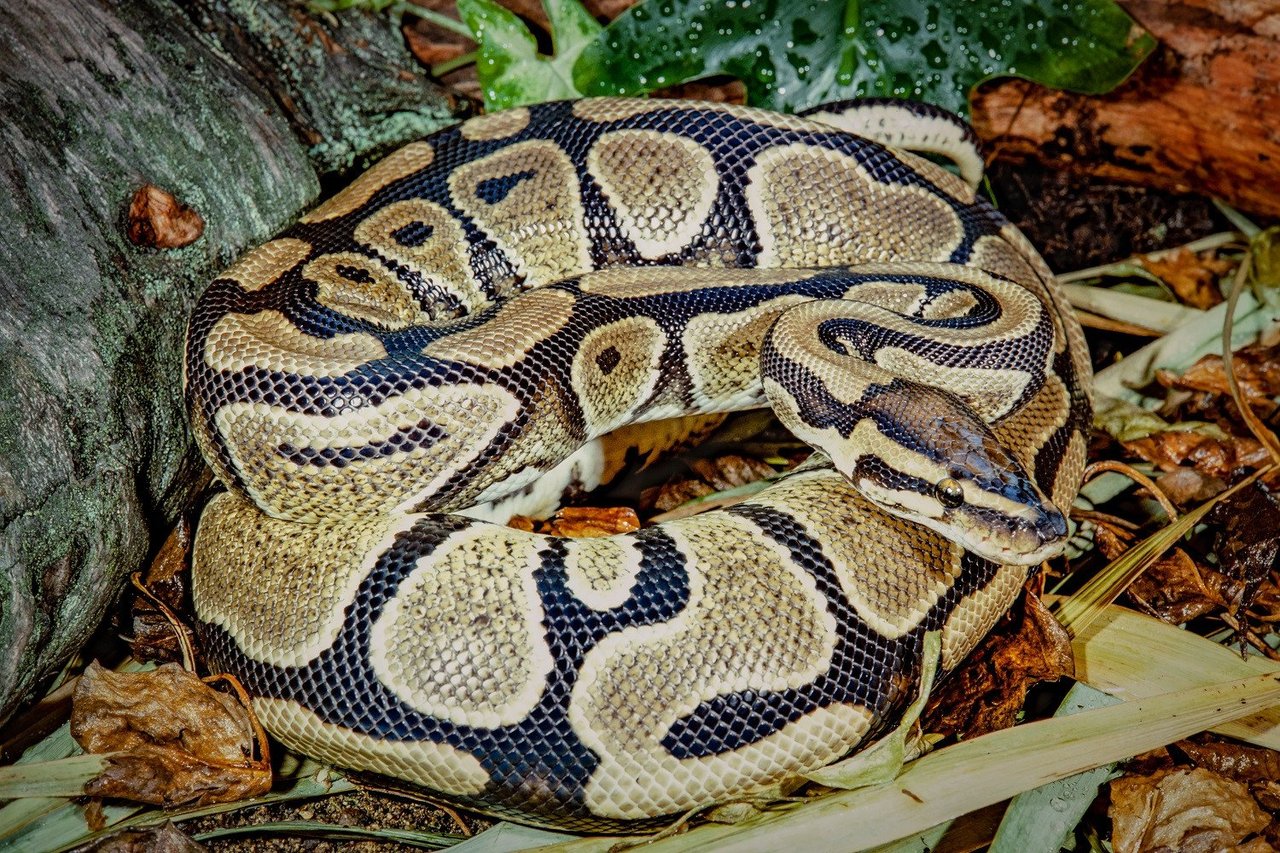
[1038,509,1068,540]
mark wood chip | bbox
[126,184,204,249]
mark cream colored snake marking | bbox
[185,98,1091,830]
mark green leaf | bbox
[0,754,109,799]
[575,0,851,111]
[459,0,601,109]
[575,0,1154,115]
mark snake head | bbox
[846,411,1069,566]
[769,376,1069,566]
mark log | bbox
[971,0,1280,219]
[0,0,461,726]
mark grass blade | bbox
[988,683,1121,853]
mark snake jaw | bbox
[955,500,1070,565]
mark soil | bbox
[986,161,1229,275]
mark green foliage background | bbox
[456,0,1153,114]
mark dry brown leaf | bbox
[1123,431,1269,480]
[404,0,471,67]
[1177,737,1280,784]
[1087,513,1138,560]
[1137,248,1232,310]
[1127,548,1241,625]
[1253,779,1280,811]
[70,663,270,807]
[642,478,717,513]
[85,798,107,833]
[130,519,195,665]
[126,185,204,249]
[922,590,1074,740]
[586,0,638,18]
[687,454,776,492]
[404,25,470,68]
[77,820,206,852]
[1110,767,1272,853]
[641,453,776,513]
[1211,483,1280,602]
[1156,467,1228,506]
[1161,345,1280,411]
[652,78,748,104]
[1247,578,1280,626]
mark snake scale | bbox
[185,97,1091,829]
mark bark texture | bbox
[971,0,1280,219]
[0,0,461,724]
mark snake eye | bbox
[934,477,965,508]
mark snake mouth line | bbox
[959,507,1070,566]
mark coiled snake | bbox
[185,98,1091,829]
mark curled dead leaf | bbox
[127,184,204,249]
[641,453,777,513]
[688,454,777,492]
[1137,248,1232,310]
[130,518,195,666]
[642,478,716,513]
[1177,737,1280,784]
[1110,767,1271,853]
[1161,344,1280,411]
[1127,548,1241,626]
[1211,483,1280,600]
[652,78,748,104]
[1156,467,1228,506]
[403,0,470,67]
[1123,431,1268,480]
[923,590,1074,740]
[1246,578,1280,627]
[77,820,205,852]
[1252,779,1280,812]
[70,663,270,807]
[1076,510,1138,561]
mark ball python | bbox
[185,97,1091,830]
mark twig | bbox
[1221,250,1280,466]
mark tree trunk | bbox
[0,0,462,726]
[971,0,1280,219]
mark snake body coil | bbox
[186,98,1091,829]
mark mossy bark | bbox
[0,0,462,724]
